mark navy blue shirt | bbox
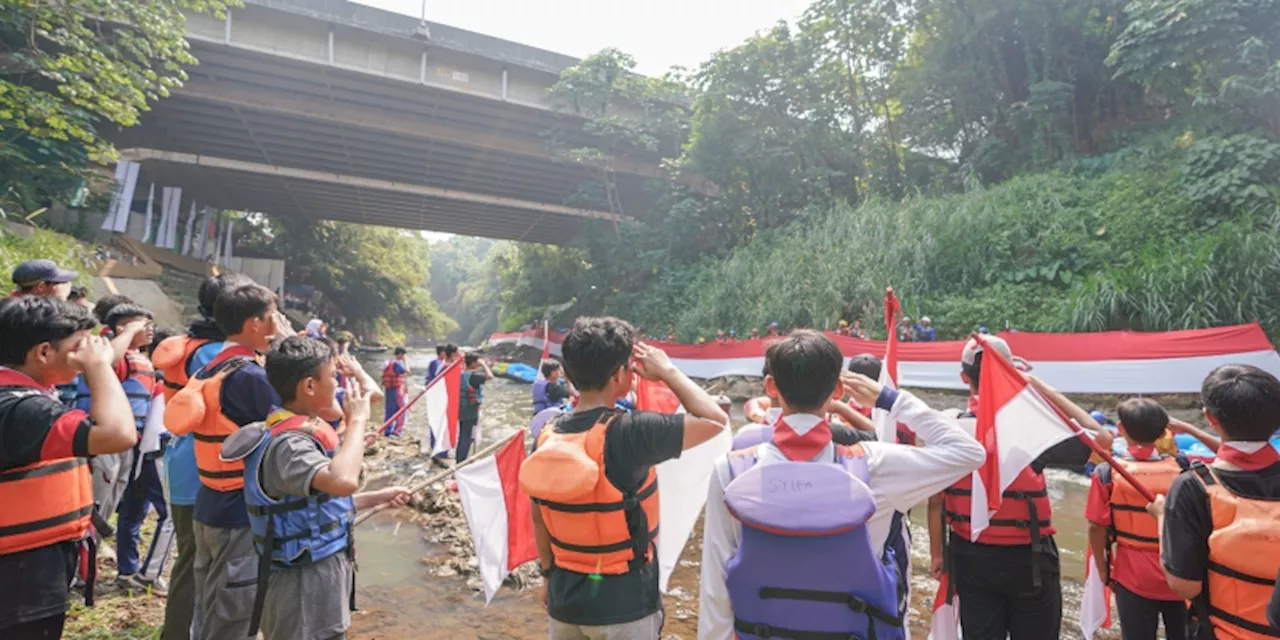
[193,360,280,529]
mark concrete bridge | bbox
[105,0,712,245]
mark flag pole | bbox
[376,359,463,432]
[354,431,520,527]
[971,333,1158,503]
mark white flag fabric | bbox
[967,336,1077,540]
[635,377,732,592]
[139,391,167,458]
[455,431,538,604]
[1079,547,1113,638]
[928,574,962,640]
[425,361,461,456]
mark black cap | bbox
[12,259,77,286]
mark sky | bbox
[353,0,813,76]
[355,1,814,242]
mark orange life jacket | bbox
[943,466,1055,546]
[1107,456,1181,551]
[1192,463,1280,639]
[0,371,94,555]
[152,335,211,402]
[165,345,258,491]
[382,360,405,390]
[519,411,660,575]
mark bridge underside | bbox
[108,37,660,244]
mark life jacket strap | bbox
[0,505,93,538]
[530,479,658,513]
[1208,605,1280,637]
[254,519,348,550]
[759,586,903,627]
[250,516,272,637]
[733,617,881,640]
[1110,504,1148,513]
[246,494,333,517]
[1208,561,1275,586]
[197,468,242,480]
[193,432,229,443]
[1112,529,1159,545]
[546,526,659,555]
[0,458,85,482]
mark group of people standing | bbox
[522,316,1280,640]
[0,259,417,640]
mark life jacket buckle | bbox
[748,623,774,637]
[622,495,640,510]
[846,597,869,613]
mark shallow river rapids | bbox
[347,351,1099,639]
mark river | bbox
[347,351,1100,639]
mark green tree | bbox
[0,0,236,211]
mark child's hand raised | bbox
[840,370,883,409]
[343,378,372,426]
[632,342,676,381]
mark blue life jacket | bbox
[59,352,155,433]
[425,359,442,385]
[724,445,905,640]
[234,410,354,634]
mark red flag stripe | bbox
[496,431,538,571]
[973,334,1035,513]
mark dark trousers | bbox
[456,418,477,463]
[1114,582,1187,640]
[953,549,1063,639]
[117,457,168,576]
[163,504,197,640]
[6,615,65,639]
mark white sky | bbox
[353,0,813,76]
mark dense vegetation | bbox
[438,0,1280,341]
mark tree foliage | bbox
[0,0,236,212]
[441,0,1280,342]
[239,217,454,343]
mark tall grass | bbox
[633,163,1280,340]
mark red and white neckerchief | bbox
[1217,441,1280,471]
[772,415,833,461]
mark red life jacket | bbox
[382,360,404,390]
[942,466,1055,546]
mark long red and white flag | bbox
[455,430,539,603]
[425,360,462,456]
[634,377,732,592]
[928,573,962,640]
[873,287,902,444]
[1080,547,1113,638]
[968,334,1078,539]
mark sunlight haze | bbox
[352,0,812,76]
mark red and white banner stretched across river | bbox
[489,323,1280,394]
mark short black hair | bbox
[266,336,332,404]
[765,330,843,413]
[561,316,636,392]
[93,294,134,325]
[319,337,340,355]
[68,286,88,302]
[104,303,154,333]
[0,297,97,366]
[436,345,446,356]
[1116,398,1169,444]
[443,344,458,356]
[214,284,277,336]
[394,346,407,355]
[198,273,252,318]
[847,353,882,379]
[336,336,351,346]
[1201,364,1280,441]
[541,360,562,378]
[464,352,480,367]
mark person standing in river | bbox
[927,336,1113,640]
[519,316,729,640]
[456,352,493,463]
[380,347,409,437]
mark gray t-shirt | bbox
[258,431,353,640]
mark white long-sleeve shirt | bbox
[698,389,986,640]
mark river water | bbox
[347,351,1098,638]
